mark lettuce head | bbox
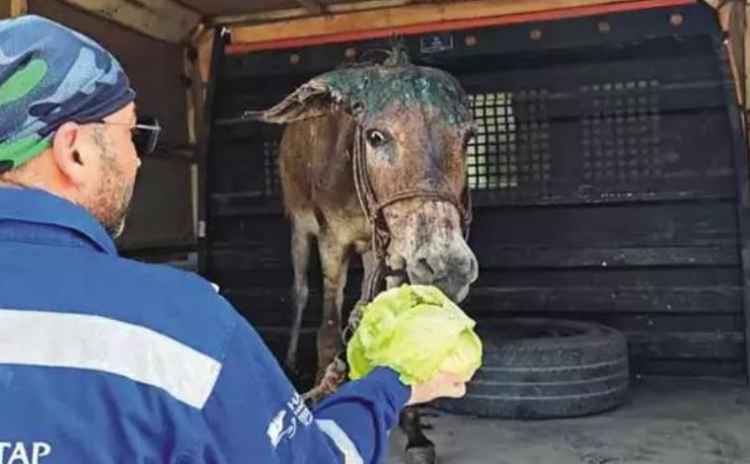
[347,284,483,385]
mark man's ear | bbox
[50,122,89,187]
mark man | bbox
[0,14,467,464]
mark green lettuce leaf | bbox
[347,284,483,385]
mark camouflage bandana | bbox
[0,15,136,172]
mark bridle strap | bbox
[351,125,472,302]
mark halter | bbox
[351,125,473,308]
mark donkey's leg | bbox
[285,223,312,375]
[316,233,350,381]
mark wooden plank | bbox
[198,29,227,275]
[210,258,742,290]
[746,4,750,120]
[208,190,740,217]
[710,3,750,384]
[207,243,742,289]
[56,0,201,43]
[523,312,745,332]
[464,286,742,314]
[468,203,739,249]
[10,0,26,17]
[222,285,743,327]
[294,0,324,15]
[184,33,206,243]
[476,246,739,269]
[197,29,215,97]
[635,359,745,378]
[0,0,26,17]
[227,0,695,50]
[206,241,739,272]
[626,331,745,360]
[212,0,411,25]
[471,267,742,288]
[186,27,215,242]
[725,2,745,108]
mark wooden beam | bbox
[57,0,201,43]
[745,4,750,118]
[729,1,745,108]
[228,0,694,51]
[197,29,215,89]
[211,0,411,25]
[9,0,26,17]
[295,0,324,15]
[185,27,214,144]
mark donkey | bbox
[261,50,478,464]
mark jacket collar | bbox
[0,187,117,255]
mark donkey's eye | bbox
[366,129,389,148]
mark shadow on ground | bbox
[387,378,750,464]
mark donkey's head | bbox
[263,52,478,302]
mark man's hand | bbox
[407,371,469,405]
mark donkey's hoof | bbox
[405,444,436,464]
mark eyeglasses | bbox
[131,116,161,156]
[90,116,162,156]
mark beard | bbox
[90,154,136,239]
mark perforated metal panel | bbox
[467,90,551,198]
[262,139,281,197]
[581,80,662,187]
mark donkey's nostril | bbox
[406,256,440,285]
[426,255,448,280]
[409,255,449,284]
[413,257,434,280]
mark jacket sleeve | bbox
[187,315,411,464]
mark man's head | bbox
[0,15,144,238]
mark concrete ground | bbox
[387,377,750,464]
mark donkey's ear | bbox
[261,79,343,124]
[261,69,371,124]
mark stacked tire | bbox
[435,318,630,419]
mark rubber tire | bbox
[435,318,630,419]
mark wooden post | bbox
[716,0,750,386]
[184,26,214,243]
[1,0,27,18]
[726,2,746,117]
[741,0,750,387]
[9,0,26,17]
[195,27,224,275]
